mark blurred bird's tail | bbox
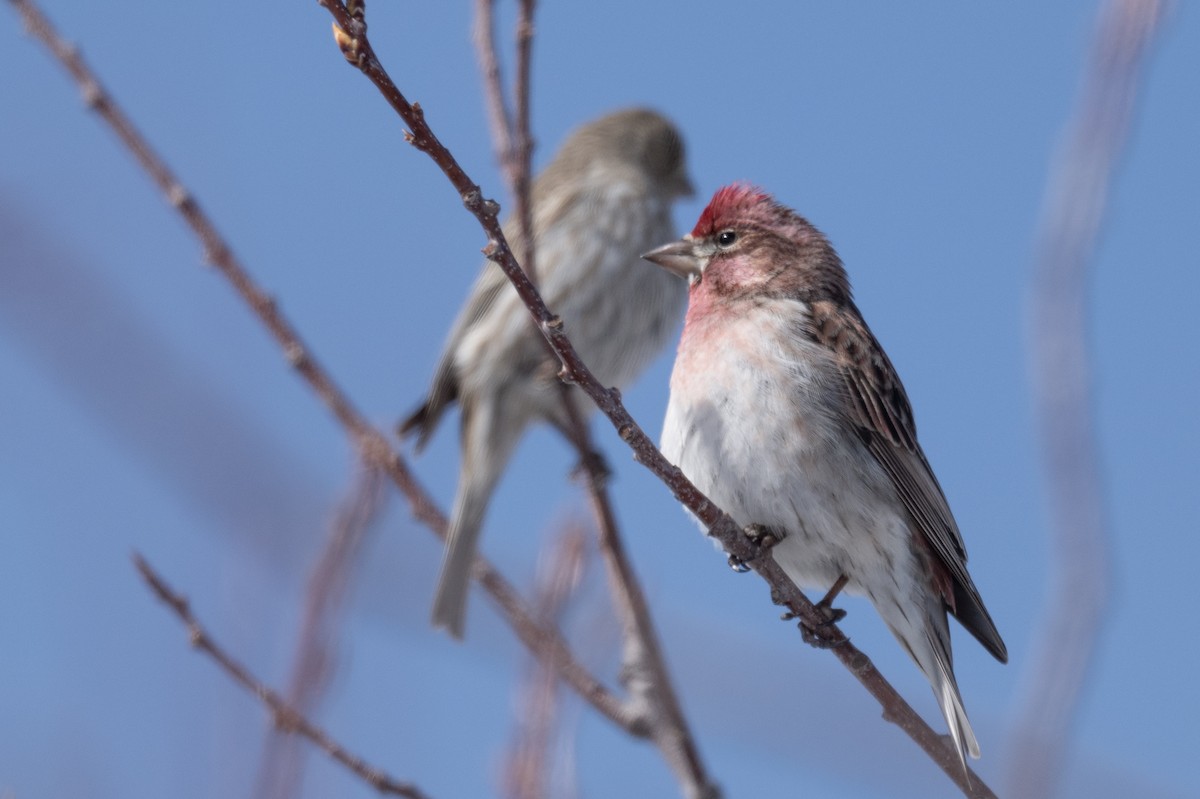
[429,402,524,639]
[430,450,505,638]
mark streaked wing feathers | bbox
[807,300,1007,662]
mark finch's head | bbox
[547,108,693,199]
[642,184,849,303]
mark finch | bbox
[644,184,1006,762]
[401,108,692,638]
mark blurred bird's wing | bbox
[400,168,617,448]
[399,262,509,450]
[807,300,1008,663]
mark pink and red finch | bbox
[401,108,692,638]
[644,185,1007,762]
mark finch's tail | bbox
[882,600,980,766]
[925,626,980,765]
[429,403,520,639]
[430,475,492,639]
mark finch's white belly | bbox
[660,303,917,602]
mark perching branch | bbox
[1013,1,1165,797]
[471,4,716,796]
[7,0,635,736]
[318,2,997,796]
[133,554,431,799]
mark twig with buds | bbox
[7,0,634,738]
[133,554,431,799]
[318,2,997,796]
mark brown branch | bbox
[318,3,997,796]
[472,0,514,194]
[470,5,717,796]
[502,523,588,799]
[7,0,635,735]
[256,463,388,799]
[1013,1,1166,797]
[511,0,536,281]
[473,0,537,282]
[133,553,431,799]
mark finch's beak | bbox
[642,238,704,281]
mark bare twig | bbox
[319,3,997,796]
[1014,1,1166,796]
[472,0,514,198]
[256,464,388,799]
[502,523,588,799]
[511,0,537,281]
[470,5,717,796]
[473,0,537,282]
[7,0,634,734]
[133,554,431,799]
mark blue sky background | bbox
[2,2,1197,798]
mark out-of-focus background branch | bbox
[1013,1,1166,797]
[2,1,1197,798]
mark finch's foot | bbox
[744,523,782,549]
[795,575,849,649]
[728,524,784,572]
[799,618,846,649]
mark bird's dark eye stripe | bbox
[717,230,738,247]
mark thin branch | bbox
[470,5,716,796]
[511,0,536,282]
[472,0,514,188]
[502,523,588,799]
[7,0,634,734]
[318,3,997,796]
[256,463,388,799]
[1013,1,1165,797]
[133,554,431,799]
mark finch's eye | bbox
[716,230,738,248]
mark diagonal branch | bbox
[471,3,716,796]
[134,554,431,799]
[1014,1,1165,797]
[7,0,635,735]
[318,2,997,796]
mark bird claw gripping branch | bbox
[726,523,784,572]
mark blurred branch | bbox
[256,463,388,799]
[7,0,635,733]
[502,523,588,799]
[1014,1,1166,796]
[471,4,717,797]
[318,2,998,796]
[133,554,431,799]
[472,0,536,279]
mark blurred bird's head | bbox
[543,107,694,200]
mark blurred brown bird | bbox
[402,107,693,638]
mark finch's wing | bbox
[399,262,508,450]
[808,300,1008,663]
[399,181,576,449]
